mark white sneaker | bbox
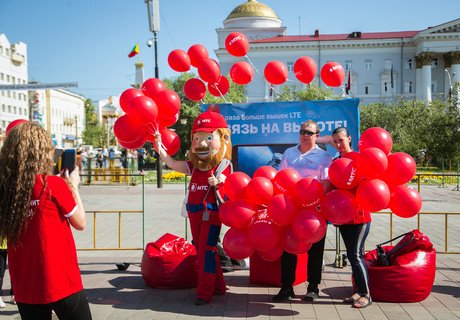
[0,298,6,308]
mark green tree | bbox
[82,99,105,146]
[276,83,337,101]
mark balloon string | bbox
[145,122,168,151]
[245,55,261,75]
[212,83,229,103]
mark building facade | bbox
[215,0,460,104]
[0,33,85,148]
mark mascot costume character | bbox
[155,110,232,305]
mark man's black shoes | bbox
[272,287,295,302]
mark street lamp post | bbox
[145,0,162,188]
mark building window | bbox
[431,81,438,93]
[7,105,11,113]
[384,82,389,92]
[345,60,352,71]
[431,58,438,69]
[404,81,413,93]
[384,59,392,70]
[1,104,5,112]
[287,62,294,72]
[404,59,413,70]
[365,60,372,71]
[0,73,3,80]
[365,86,370,95]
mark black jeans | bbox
[339,222,371,296]
[280,233,326,291]
[17,290,92,320]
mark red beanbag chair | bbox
[141,233,198,289]
[249,251,308,286]
[364,231,436,302]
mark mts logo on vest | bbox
[190,183,209,192]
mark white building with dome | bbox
[215,0,460,104]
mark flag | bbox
[128,44,139,58]
[345,70,351,94]
[390,64,394,88]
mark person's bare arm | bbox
[66,167,86,231]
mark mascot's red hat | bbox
[192,111,228,133]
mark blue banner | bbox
[202,99,360,176]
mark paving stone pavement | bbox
[0,182,459,319]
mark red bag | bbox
[141,233,198,289]
[249,251,308,286]
[364,230,436,302]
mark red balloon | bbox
[5,119,28,135]
[272,168,301,196]
[219,199,257,229]
[256,242,284,262]
[225,32,249,57]
[267,194,298,226]
[113,115,144,144]
[207,76,230,97]
[320,61,345,87]
[321,189,358,225]
[293,177,325,207]
[385,152,417,186]
[359,127,393,155]
[118,133,147,149]
[183,78,206,101]
[119,88,144,112]
[167,49,191,72]
[126,95,158,125]
[158,111,180,128]
[224,172,251,200]
[223,228,254,260]
[356,179,390,212]
[187,44,209,68]
[292,208,326,243]
[141,78,166,100]
[229,61,254,85]
[159,128,180,156]
[152,89,181,119]
[284,227,312,255]
[342,151,361,164]
[360,147,388,179]
[248,210,281,252]
[294,56,317,84]
[264,61,288,85]
[328,158,362,190]
[198,58,221,84]
[253,165,278,180]
[389,184,422,218]
[245,177,273,206]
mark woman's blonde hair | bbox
[0,122,54,246]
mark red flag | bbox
[345,70,351,94]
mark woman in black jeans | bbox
[331,127,372,308]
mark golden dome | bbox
[226,0,279,20]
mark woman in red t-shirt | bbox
[330,127,372,309]
[0,122,92,319]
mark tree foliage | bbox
[360,100,460,165]
[82,99,105,146]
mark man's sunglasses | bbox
[299,129,318,136]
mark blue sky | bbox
[0,0,458,101]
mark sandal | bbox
[352,296,372,309]
[343,293,360,304]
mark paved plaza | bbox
[0,182,459,319]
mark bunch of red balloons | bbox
[221,166,327,262]
[113,78,181,155]
[325,127,421,223]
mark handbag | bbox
[375,229,432,266]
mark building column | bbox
[450,52,460,83]
[416,52,434,103]
[415,58,423,100]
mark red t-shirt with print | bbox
[8,174,83,304]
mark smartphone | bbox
[53,148,76,174]
[61,149,76,173]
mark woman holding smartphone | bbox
[0,122,92,319]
